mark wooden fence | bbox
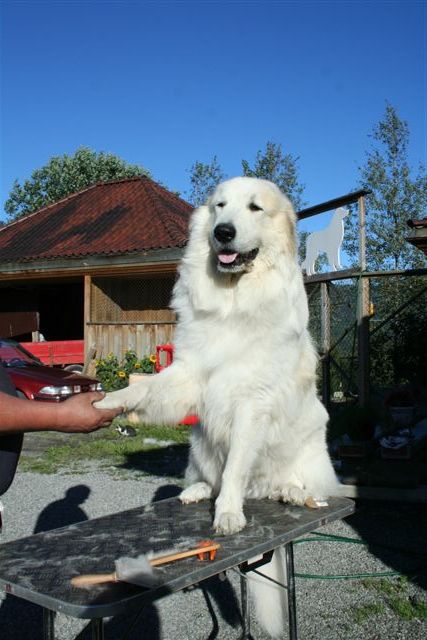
[86,322,176,360]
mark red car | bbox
[0,339,103,402]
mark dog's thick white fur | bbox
[96,177,338,637]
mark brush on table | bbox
[71,540,220,589]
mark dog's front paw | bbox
[180,482,212,504]
[275,486,309,506]
[214,510,246,535]
[94,388,139,413]
[94,394,125,411]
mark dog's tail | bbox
[248,548,288,638]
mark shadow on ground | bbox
[0,484,93,639]
[346,499,427,591]
[119,444,189,478]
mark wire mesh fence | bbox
[306,270,427,407]
[91,276,176,323]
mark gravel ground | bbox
[1,467,426,640]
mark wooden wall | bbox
[84,273,178,360]
[86,322,176,359]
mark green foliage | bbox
[362,577,427,622]
[371,278,427,386]
[344,104,427,270]
[5,147,150,220]
[242,141,306,211]
[95,350,156,391]
[389,294,427,386]
[188,156,225,206]
[362,577,408,596]
[187,141,306,210]
[351,602,386,624]
[335,104,427,395]
[368,276,427,388]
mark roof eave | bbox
[0,247,185,279]
[407,231,427,257]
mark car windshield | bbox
[0,341,40,367]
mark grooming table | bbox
[0,496,354,640]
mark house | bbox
[407,218,427,257]
[0,176,193,358]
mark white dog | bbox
[96,177,338,636]
[301,206,349,276]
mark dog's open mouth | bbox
[216,248,259,271]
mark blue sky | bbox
[1,0,426,234]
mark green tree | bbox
[188,156,225,206]
[242,141,306,211]
[188,142,306,210]
[4,147,150,220]
[345,104,427,270]
[343,105,427,390]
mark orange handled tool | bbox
[71,540,220,588]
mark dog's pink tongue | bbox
[218,253,238,264]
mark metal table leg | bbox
[285,542,298,640]
[91,618,105,640]
[43,608,56,640]
[240,568,251,639]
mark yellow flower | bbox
[149,355,157,364]
[118,370,126,378]
[134,363,141,369]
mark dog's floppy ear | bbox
[277,197,298,258]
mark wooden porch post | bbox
[320,282,331,410]
[83,275,92,362]
[357,196,370,407]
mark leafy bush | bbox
[95,350,156,391]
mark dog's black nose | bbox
[214,223,236,243]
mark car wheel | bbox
[64,365,84,374]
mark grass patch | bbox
[362,577,408,597]
[19,421,191,475]
[388,595,427,621]
[361,577,427,621]
[352,603,385,624]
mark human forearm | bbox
[0,391,123,434]
[0,393,60,432]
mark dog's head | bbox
[206,177,296,274]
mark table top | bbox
[0,496,354,619]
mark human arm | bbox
[0,391,123,435]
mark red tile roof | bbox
[0,176,193,263]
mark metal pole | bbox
[240,569,251,639]
[357,195,370,407]
[285,543,298,640]
[91,619,105,640]
[42,609,56,640]
[320,282,331,410]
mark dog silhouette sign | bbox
[301,207,349,276]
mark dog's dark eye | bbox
[248,202,263,212]
[216,202,226,208]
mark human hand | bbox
[55,392,123,433]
